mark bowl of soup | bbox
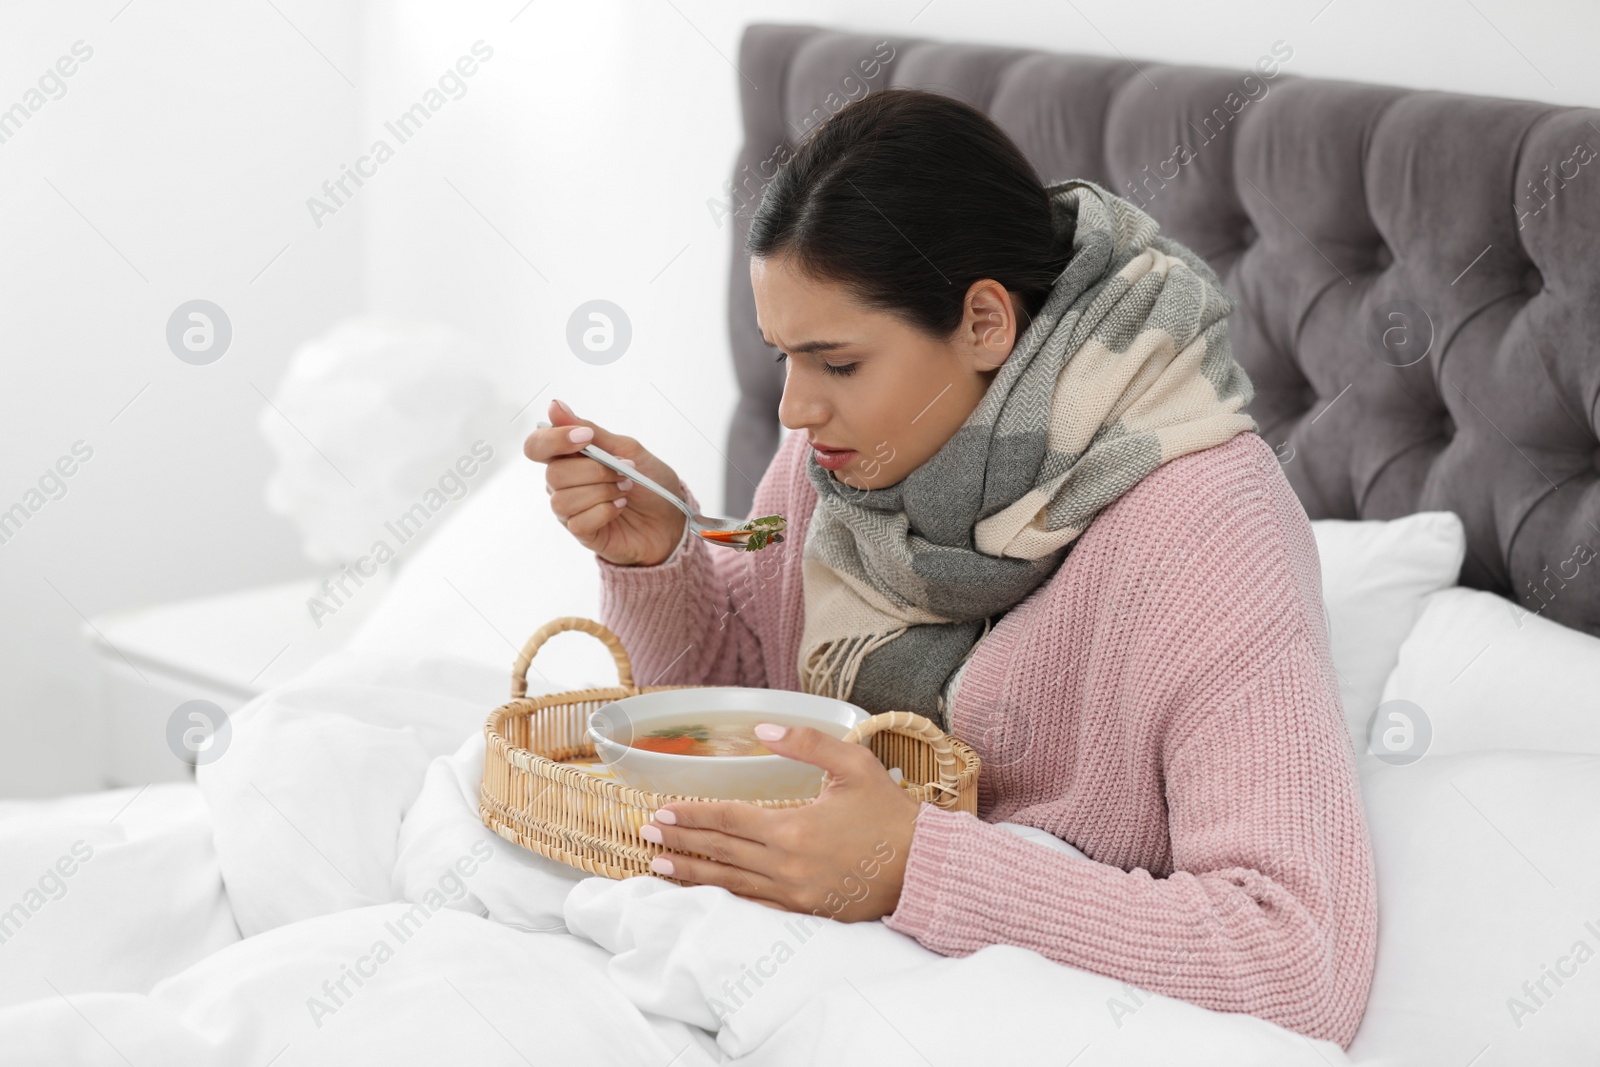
[586,687,870,800]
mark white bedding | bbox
[0,783,239,1012]
[0,900,722,1066]
[0,653,1345,1066]
[4,493,1599,1065]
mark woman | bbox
[525,89,1377,1048]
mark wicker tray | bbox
[479,616,981,884]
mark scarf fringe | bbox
[799,628,908,703]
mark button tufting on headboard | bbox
[724,24,1600,638]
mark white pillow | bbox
[0,784,240,1008]
[1349,750,1600,1064]
[1373,585,1600,759]
[1311,511,1467,749]
[343,460,619,692]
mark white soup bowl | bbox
[587,687,870,801]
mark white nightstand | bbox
[82,574,387,787]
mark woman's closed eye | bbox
[773,351,858,377]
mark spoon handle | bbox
[536,421,697,524]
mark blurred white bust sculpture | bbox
[259,317,517,567]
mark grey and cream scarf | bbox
[796,178,1258,728]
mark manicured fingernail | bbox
[554,398,575,417]
[639,823,664,843]
[613,497,628,508]
[653,808,677,824]
[754,723,787,741]
[617,478,634,491]
[650,855,675,875]
[568,426,594,444]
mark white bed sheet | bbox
[10,630,1600,1065]
[7,498,1598,1064]
[0,650,1347,1065]
[0,782,239,1013]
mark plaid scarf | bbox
[796,178,1257,728]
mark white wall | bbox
[356,0,756,524]
[0,0,364,795]
[3,0,1593,796]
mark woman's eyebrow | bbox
[758,330,855,354]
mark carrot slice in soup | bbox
[632,735,700,755]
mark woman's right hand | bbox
[523,398,689,567]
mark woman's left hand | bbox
[640,723,923,922]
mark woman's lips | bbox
[811,445,856,471]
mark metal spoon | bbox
[536,420,782,550]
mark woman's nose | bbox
[777,370,826,432]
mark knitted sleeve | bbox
[594,433,809,690]
[882,622,1377,1047]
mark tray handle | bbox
[839,710,961,805]
[511,616,636,698]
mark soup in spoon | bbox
[698,514,786,551]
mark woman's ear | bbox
[960,278,1019,372]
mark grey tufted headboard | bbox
[721,22,1600,639]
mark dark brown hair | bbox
[745,88,1071,339]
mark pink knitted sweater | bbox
[596,428,1378,1048]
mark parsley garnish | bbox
[737,514,786,552]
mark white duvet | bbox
[5,498,1599,1065]
[0,650,1346,1066]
